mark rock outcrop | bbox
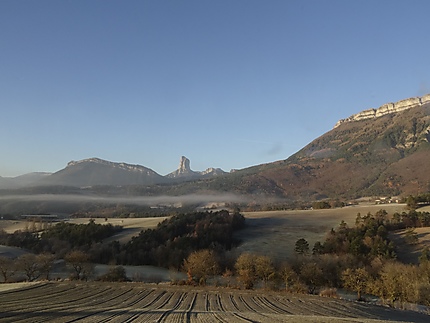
[334,93,430,128]
[166,156,199,179]
[201,167,226,176]
[167,156,226,179]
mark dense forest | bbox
[117,210,245,268]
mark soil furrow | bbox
[185,292,198,322]
[154,291,187,322]
[122,288,155,307]
[0,283,79,307]
[1,282,430,323]
[255,295,293,314]
[206,293,231,323]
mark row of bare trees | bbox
[0,250,94,283]
[0,254,55,282]
[182,249,430,306]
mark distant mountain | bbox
[0,172,51,189]
[7,157,227,188]
[36,158,166,187]
[0,177,15,189]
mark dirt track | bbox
[0,282,428,322]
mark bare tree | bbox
[65,250,94,280]
[38,253,56,280]
[16,254,41,282]
[0,256,16,283]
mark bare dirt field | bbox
[234,204,408,263]
[0,281,428,323]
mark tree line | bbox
[404,193,430,210]
[2,208,430,307]
[0,220,122,258]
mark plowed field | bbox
[0,282,428,323]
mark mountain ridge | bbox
[2,93,430,200]
[167,156,226,179]
[1,156,227,189]
[0,172,51,189]
[334,93,430,128]
[66,158,159,175]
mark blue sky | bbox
[1,0,430,177]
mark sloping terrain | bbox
[0,282,428,322]
[119,102,430,201]
[200,103,430,200]
[1,97,429,216]
[0,173,51,189]
[234,203,408,263]
[37,158,167,187]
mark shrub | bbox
[319,288,338,298]
[98,266,128,282]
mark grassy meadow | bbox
[2,202,424,264]
[234,203,409,263]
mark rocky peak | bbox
[334,93,430,128]
[167,156,198,179]
[178,156,191,173]
[167,156,226,179]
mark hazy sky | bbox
[1,1,430,177]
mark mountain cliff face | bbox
[166,156,199,179]
[335,94,430,128]
[167,156,226,179]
